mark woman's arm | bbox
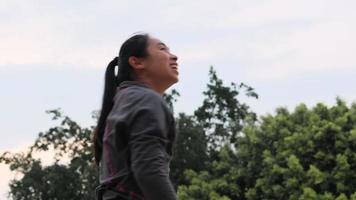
[127,93,177,200]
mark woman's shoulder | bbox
[114,81,165,108]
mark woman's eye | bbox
[161,47,171,53]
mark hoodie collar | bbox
[117,80,150,91]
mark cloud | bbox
[172,0,356,81]
[1,0,355,81]
[0,1,132,69]
[243,19,356,80]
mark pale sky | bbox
[1,0,355,199]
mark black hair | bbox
[93,33,150,166]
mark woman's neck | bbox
[136,78,167,96]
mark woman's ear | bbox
[128,56,145,70]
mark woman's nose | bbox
[170,53,178,61]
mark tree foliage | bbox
[179,98,356,200]
[170,66,257,190]
[0,109,98,200]
[194,66,258,156]
[170,113,208,188]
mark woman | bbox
[93,33,179,200]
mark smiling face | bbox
[128,36,179,94]
[142,37,179,84]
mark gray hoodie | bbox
[98,81,178,200]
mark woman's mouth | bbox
[170,64,179,74]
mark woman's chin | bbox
[172,74,179,83]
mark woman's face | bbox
[141,37,179,85]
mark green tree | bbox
[179,66,258,200]
[194,66,258,156]
[0,109,98,200]
[170,113,208,188]
[246,99,356,199]
[240,98,356,199]
[179,98,356,200]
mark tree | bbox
[194,66,258,156]
[170,113,208,188]
[179,66,259,200]
[239,98,356,199]
[178,144,242,200]
[0,109,98,200]
[180,98,356,200]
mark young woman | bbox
[93,33,179,200]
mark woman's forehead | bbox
[149,37,167,47]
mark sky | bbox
[1,0,355,199]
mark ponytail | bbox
[93,57,119,165]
